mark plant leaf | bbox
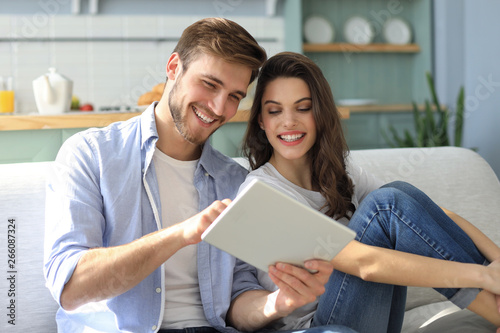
[454,86,465,146]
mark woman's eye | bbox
[298,107,312,112]
[268,110,281,115]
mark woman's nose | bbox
[283,111,297,128]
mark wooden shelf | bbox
[341,104,445,113]
[0,112,143,131]
[303,43,420,53]
[0,107,350,131]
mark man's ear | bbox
[166,53,181,81]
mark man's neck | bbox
[154,102,202,161]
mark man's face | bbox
[167,53,252,145]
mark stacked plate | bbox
[382,18,412,44]
[303,16,335,44]
[303,16,412,45]
[343,16,375,44]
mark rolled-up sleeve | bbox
[43,133,105,305]
[231,258,264,301]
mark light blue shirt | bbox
[44,103,263,333]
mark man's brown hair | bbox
[173,17,267,84]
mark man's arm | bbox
[60,199,230,311]
[227,260,333,331]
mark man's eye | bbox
[204,81,216,88]
[230,94,241,102]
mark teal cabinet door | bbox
[0,128,85,164]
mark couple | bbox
[44,18,500,333]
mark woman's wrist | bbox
[481,259,500,294]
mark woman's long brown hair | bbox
[242,52,355,219]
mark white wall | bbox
[434,0,500,178]
[0,15,284,114]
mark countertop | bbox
[0,108,350,131]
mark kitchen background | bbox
[0,0,499,178]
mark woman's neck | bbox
[269,154,316,191]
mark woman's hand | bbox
[267,260,333,317]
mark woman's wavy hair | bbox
[242,52,355,219]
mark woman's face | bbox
[258,77,317,164]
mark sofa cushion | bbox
[0,162,58,331]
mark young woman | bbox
[235,52,500,333]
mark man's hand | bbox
[180,199,231,246]
[267,260,333,317]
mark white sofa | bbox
[0,147,498,332]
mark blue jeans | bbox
[312,181,486,333]
[159,325,357,333]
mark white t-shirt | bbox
[237,158,384,330]
[153,148,210,329]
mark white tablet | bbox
[201,179,356,272]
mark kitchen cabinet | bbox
[0,106,349,163]
[0,111,244,163]
[0,108,351,163]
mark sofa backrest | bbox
[349,147,500,247]
[0,162,58,331]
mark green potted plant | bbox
[382,72,465,148]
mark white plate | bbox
[304,16,334,44]
[337,99,377,106]
[343,16,374,45]
[383,18,412,44]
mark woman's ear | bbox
[258,114,264,130]
[166,53,181,81]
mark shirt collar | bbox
[140,102,159,150]
[198,141,218,178]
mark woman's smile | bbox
[278,131,307,145]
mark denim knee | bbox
[381,180,418,194]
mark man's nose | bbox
[209,93,226,117]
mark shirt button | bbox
[155,287,161,293]
[204,172,209,177]
[152,325,157,331]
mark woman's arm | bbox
[441,207,500,262]
[332,240,500,294]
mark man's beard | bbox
[168,79,215,146]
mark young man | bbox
[44,17,266,332]
[44,18,356,333]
